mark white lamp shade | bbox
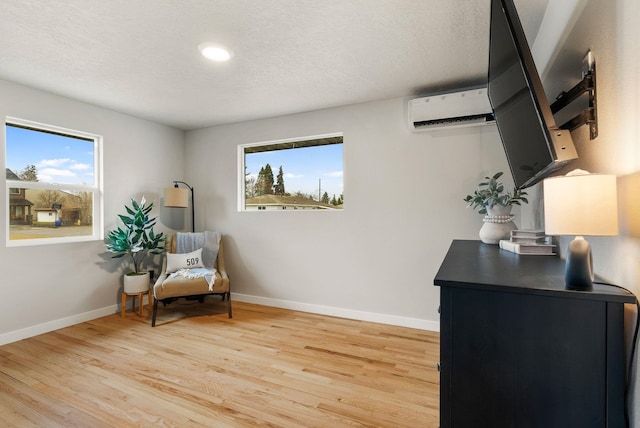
[543,173,618,236]
[164,187,189,208]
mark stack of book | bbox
[499,230,556,255]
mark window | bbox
[5,118,102,246]
[239,133,343,211]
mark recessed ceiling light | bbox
[198,43,232,62]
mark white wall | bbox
[185,97,512,330]
[0,79,184,344]
[520,0,640,424]
[0,77,516,340]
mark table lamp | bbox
[164,180,195,232]
[543,169,618,290]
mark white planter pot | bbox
[479,205,517,244]
[124,272,150,294]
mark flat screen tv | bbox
[488,0,578,189]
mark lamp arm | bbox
[172,180,193,191]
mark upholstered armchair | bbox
[152,231,231,326]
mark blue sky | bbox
[5,125,95,185]
[245,144,343,200]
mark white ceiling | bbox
[0,0,549,131]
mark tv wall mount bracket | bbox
[550,52,598,140]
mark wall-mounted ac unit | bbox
[408,87,495,131]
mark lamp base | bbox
[564,236,593,290]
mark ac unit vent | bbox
[409,88,495,132]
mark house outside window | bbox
[239,133,344,212]
[5,118,103,246]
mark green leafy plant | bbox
[106,197,166,274]
[464,172,528,215]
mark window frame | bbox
[5,117,104,247]
[238,132,344,212]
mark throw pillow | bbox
[166,248,205,273]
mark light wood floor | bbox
[0,299,440,427]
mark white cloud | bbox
[34,159,91,183]
[325,171,343,177]
[39,168,76,177]
[37,158,72,168]
[284,173,304,179]
[69,163,91,170]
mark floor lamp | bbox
[164,180,195,232]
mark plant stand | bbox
[121,289,152,317]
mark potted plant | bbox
[106,196,166,293]
[464,172,528,244]
[464,171,528,215]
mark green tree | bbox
[256,164,275,195]
[321,191,329,204]
[19,164,38,182]
[256,166,265,195]
[264,164,274,194]
[274,166,285,195]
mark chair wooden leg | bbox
[152,298,159,327]
[227,292,232,318]
[121,292,126,318]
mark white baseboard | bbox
[0,295,439,347]
[0,305,117,346]
[232,293,440,332]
